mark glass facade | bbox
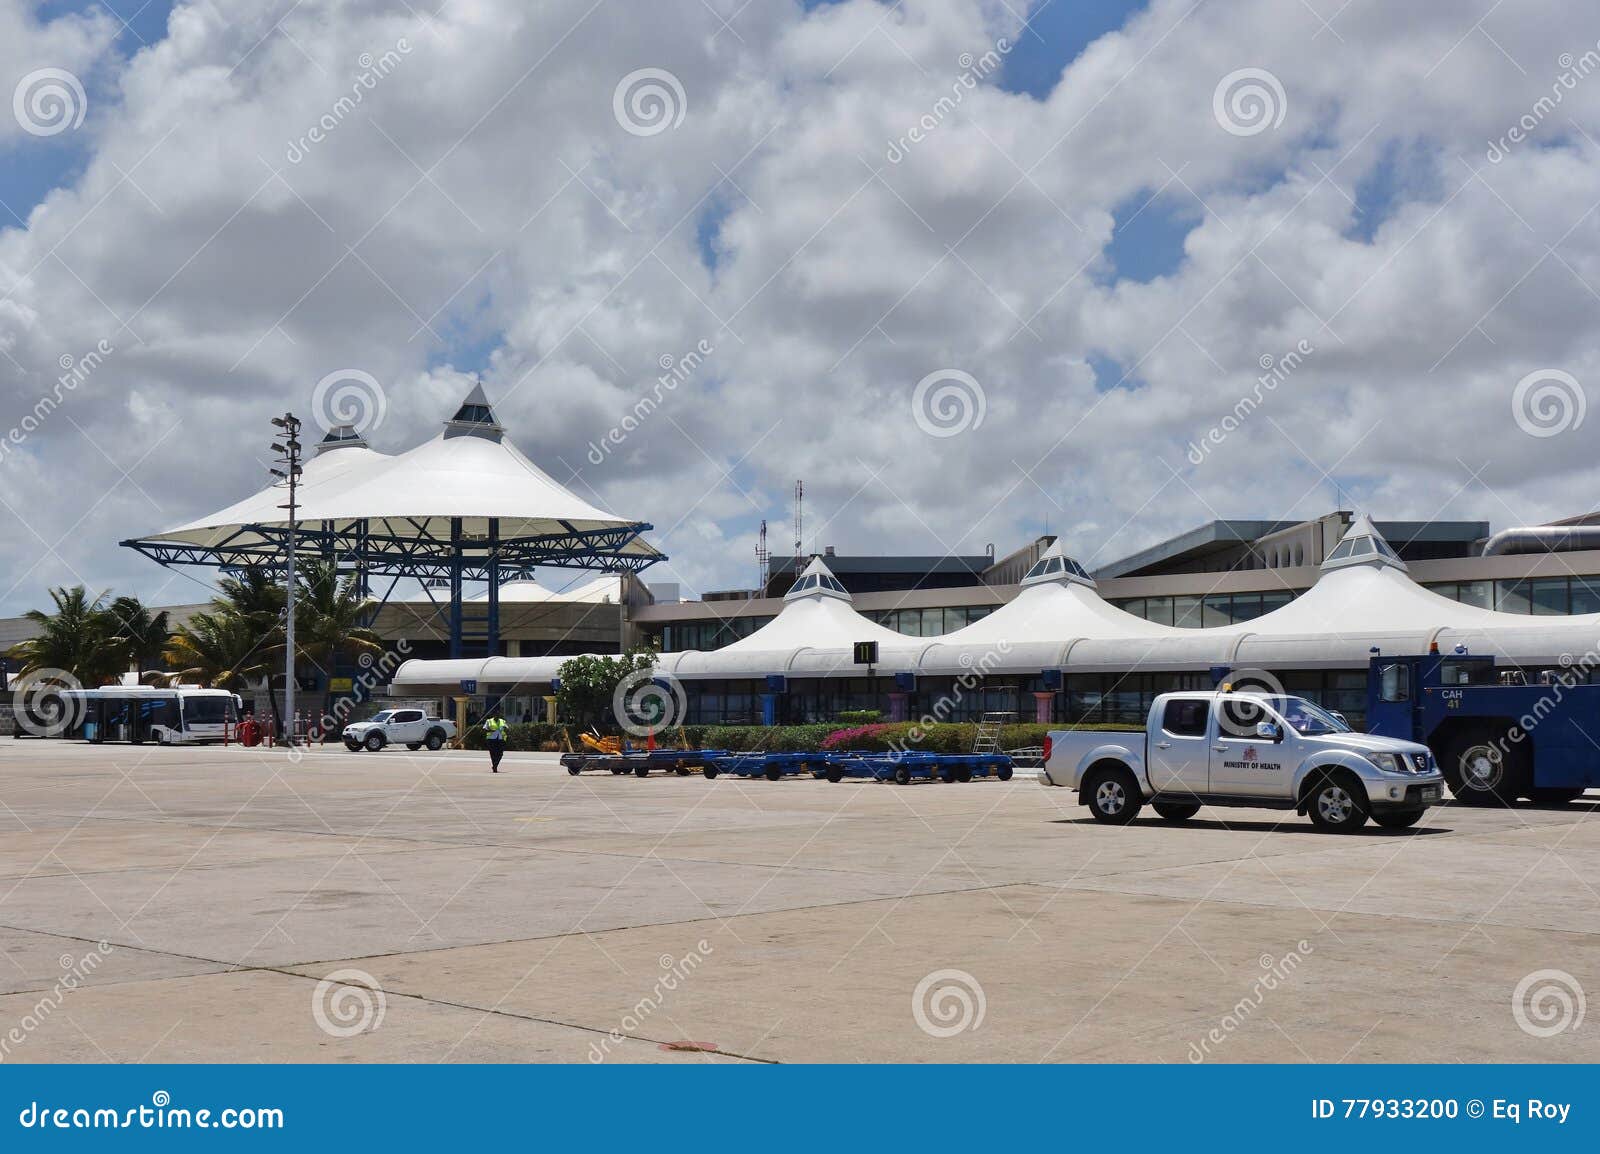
[864,604,994,635]
[1425,577,1600,615]
[1112,590,1297,626]
[656,616,774,652]
[1062,669,1370,728]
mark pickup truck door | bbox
[391,710,425,742]
[1147,698,1212,796]
[1209,695,1295,798]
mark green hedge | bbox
[460,722,571,751]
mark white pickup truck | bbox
[342,708,456,752]
[1039,691,1444,831]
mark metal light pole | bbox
[271,414,303,747]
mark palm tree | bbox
[294,560,383,679]
[9,586,123,687]
[165,568,287,730]
[107,595,171,678]
[163,609,266,693]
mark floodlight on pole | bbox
[272,412,303,746]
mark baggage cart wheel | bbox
[704,766,719,780]
[676,767,691,777]
[893,766,912,785]
[938,767,955,783]
[764,767,783,781]
[996,765,1013,781]
[825,766,843,783]
[956,766,973,783]
[634,765,650,778]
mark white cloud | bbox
[1,0,1599,612]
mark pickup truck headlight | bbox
[1363,752,1407,774]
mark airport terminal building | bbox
[7,387,1600,732]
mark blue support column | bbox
[487,518,500,656]
[761,694,779,727]
[448,516,464,659]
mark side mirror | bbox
[1329,711,1348,728]
[1256,721,1283,743]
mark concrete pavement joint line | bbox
[281,968,774,1063]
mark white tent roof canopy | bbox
[124,383,664,571]
[390,517,1600,691]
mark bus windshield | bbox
[182,695,237,725]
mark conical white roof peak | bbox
[315,424,369,454]
[1321,513,1407,574]
[784,556,851,602]
[1019,538,1096,589]
[445,380,504,441]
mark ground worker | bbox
[483,712,508,773]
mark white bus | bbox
[64,686,243,745]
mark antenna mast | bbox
[756,519,770,594]
[793,480,804,565]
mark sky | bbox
[1,0,1599,613]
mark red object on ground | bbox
[238,717,262,747]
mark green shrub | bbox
[835,709,883,724]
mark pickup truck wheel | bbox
[1306,774,1368,832]
[424,730,445,751]
[1373,809,1424,829]
[1085,767,1142,824]
[1152,800,1201,823]
[363,732,386,752]
[406,743,422,751]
